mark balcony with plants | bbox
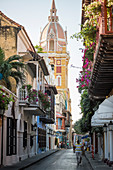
[72,0,111,134]
[82,0,113,100]
[72,0,113,134]
[0,85,15,111]
[40,84,58,124]
[72,0,113,97]
[19,84,51,116]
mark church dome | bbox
[40,22,66,43]
[40,0,67,52]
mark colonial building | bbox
[39,0,72,147]
[0,11,57,166]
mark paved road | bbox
[24,149,92,170]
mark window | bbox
[38,128,46,148]
[56,66,61,73]
[50,40,54,51]
[30,136,33,147]
[23,121,27,147]
[7,118,17,156]
[57,76,61,86]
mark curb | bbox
[19,149,60,170]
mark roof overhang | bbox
[26,61,36,77]
[18,51,33,61]
[91,95,113,126]
[89,34,113,100]
[45,84,58,94]
[62,109,72,116]
[38,56,49,76]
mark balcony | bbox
[56,125,65,132]
[62,109,71,127]
[40,114,54,124]
[89,0,113,100]
[19,88,46,116]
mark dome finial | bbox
[48,0,58,22]
[51,0,56,11]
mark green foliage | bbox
[38,90,51,110]
[0,47,5,65]
[35,45,44,53]
[0,86,14,110]
[71,23,97,45]
[0,48,25,90]
[22,84,32,94]
[80,90,91,116]
[74,90,94,134]
[72,1,102,134]
[85,45,95,62]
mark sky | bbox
[1,0,83,123]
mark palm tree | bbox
[0,47,25,90]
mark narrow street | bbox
[24,149,92,170]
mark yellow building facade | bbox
[39,0,71,112]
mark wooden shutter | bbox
[23,121,27,147]
[7,118,17,156]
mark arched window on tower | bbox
[57,75,61,86]
[50,40,54,51]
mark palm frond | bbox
[10,71,25,83]
[0,47,5,65]
[4,77,12,90]
[6,55,22,63]
[12,76,19,85]
[11,62,24,68]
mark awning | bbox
[81,135,89,139]
[91,95,113,126]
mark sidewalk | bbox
[85,151,113,170]
[0,149,59,170]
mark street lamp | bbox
[108,121,113,131]
[103,123,107,132]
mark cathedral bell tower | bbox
[39,0,70,96]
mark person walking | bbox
[75,140,82,166]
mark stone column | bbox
[109,131,113,166]
[104,130,108,161]
[98,135,101,155]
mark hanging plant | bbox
[106,0,113,7]
[0,86,14,110]
[83,1,101,18]
[38,90,51,110]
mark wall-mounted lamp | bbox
[108,121,113,131]
[103,123,107,132]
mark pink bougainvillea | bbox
[76,43,95,92]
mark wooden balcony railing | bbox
[56,125,65,130]
[97,0,113,36]
[19,87,44,110]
